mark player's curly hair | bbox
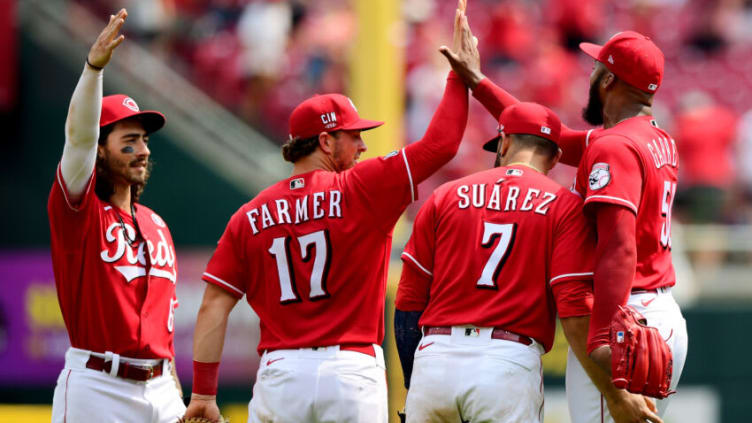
[94,123,151,203]
[281,135,320,163]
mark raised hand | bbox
[87,8,128,70]
[439,2,484,88]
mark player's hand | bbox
[590,344,612,375]
[87,8,127,70]
[439,1,483,88]
[182,393,222,422]
[605,389,663,423]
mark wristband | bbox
[86,57,104,71]
[192,360,220,396]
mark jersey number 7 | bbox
[269,230,332,304]
[477,222,517,289]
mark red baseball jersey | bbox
[396,165,595,352]
[203,150,416,353]
[575,116,678,290]
[48,165,179,359]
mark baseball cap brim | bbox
[341,118,384,132]
[579,42,602,60]
[483,135,501,152]
[102,110,166,134]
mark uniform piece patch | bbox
[588,163,611,190]
[290,178,305,190]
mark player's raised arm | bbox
[61,9,127,203]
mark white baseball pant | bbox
[249,344,387,423]
[51,347,185,423]
[405,326,545,423]
[566,287,689,423]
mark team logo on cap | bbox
[320,112,337,129]
[589,162,611,190]
[122,97,140,112]
[541,126,551,135]
[608,55,615,64]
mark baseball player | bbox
[182,6,472,422]
[395,102,609,423]
[48,9,185,423]
[450,24,687,423]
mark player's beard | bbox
[332,139,355,172]
[582,73,605,126]
[95,150,152,203]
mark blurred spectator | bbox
[674,91,738,223]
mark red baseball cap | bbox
[483,102,562,152]
[579,31,664,93]
[288,94,384,140]
[99,94,166,133]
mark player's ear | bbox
[499,132,512,157]
[602,72,616,90]
[97,144,106,159]
[547,147,563,171]
[318,132,334,155]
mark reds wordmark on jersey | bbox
[397,165,595,351]
[575,116,679,290]
[48,165,178,359]
[203,150,416,354]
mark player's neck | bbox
[291,151,337,176]
[502,151,548,175]
[109,183,132,213]
[603,97,653,129]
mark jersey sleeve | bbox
[581,135,643,214]
[550,191,595,316]
[342,150,415,228]
[202,211,247,299]
[550,192,595,285]
[47,163,98,249]
[396,194,438,311]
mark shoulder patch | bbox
[382,150,400,159]
[588,162,611,190]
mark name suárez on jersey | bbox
[456,184,556,215]
[247,190,343,235]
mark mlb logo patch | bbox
[540,126,551,135]
[506,168,523,177]
[616,331,625,343]
[465,328,480,337]
[648,83,658,91]
[290,178,305,190]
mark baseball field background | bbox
[3,0,752,421]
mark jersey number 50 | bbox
[269,230,332,304]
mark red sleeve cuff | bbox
[552,279,593,318]
[202,272,244,298]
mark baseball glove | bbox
[610,305,675,399]
[178,417,228,423]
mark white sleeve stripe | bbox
[203,272,244,296]
[585,129,594,147]
[550,272,594,283]
[585,195,638,213]
[401,252,432,276]
[401,148,416,203]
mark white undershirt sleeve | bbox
[60,64,103,198]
